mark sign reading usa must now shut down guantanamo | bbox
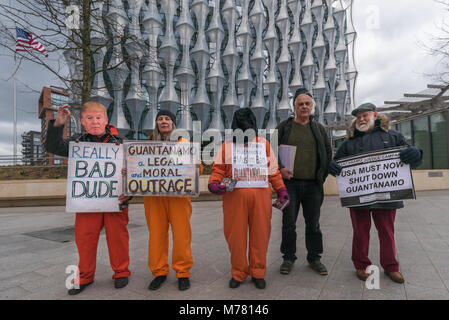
[335,147,416,208]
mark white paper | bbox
[278,145,297,172]
[66,141,123,213]
[232,142,268,188]
[335,148,415,207]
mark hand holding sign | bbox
[328,160,343,177]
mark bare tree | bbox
[0,0,145,105]
[424,0,449,94]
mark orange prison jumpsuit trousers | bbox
[144,196,193,278]
[74,208,131,285]
[222,187,274,281]
[209,138,285,281]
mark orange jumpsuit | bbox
[209,137,285,281]
[45,122,131,286]
[144,138,203,279]
[75,209,130,284]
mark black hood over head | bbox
[231,108,258,144]
[231,108,258,132]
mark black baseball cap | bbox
[351,103,377,116]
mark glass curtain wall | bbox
[430,113,449,169]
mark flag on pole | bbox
[15,27,48,57]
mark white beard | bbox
[356,118,375,132]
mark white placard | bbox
[66,141,123,212]
[336,147,416,207]
[232,142,268,188]
[124,141,200,197]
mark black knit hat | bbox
[156,109,176,124]
[293,88,313,103]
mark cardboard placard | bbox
[124,141,200,197]
[66,141,123,212]
[336,147,416,207]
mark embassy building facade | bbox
[64,0,357,139]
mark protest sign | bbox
[66,141,123,212]
[336,147,416,207]
[232,142,268,188]
[124,141,200,196]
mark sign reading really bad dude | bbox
[124,141,200,196]
[336,147,416,207]
[66,141,123,212]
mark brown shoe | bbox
[356,269,369,281]
[385,271,404,284]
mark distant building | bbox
[21,130,44,165]
[38,86,72,165]
[334,84,449,170]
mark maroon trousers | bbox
[349,208,399,273]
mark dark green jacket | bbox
[276,116,332,185]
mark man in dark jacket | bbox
[328,103,422,284]
[276,88,332,276]
[45,102,132,295]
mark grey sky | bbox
[0,0,447,156]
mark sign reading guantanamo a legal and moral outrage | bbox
[66,141,123,212]
[336,147,416,207]
[124,141,200,196]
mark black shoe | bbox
[309,260,328,275]
[280,260,294,274]
[178,277,190,291]
[68,281,93,295]
[251,277,266,289]
[148,275,167,291]
[229,278,241,289]
[114,277,128,289]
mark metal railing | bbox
[0,155,67,168]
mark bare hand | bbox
[54,105,72,127]
[280,168,293,180]
[118,194,131,203]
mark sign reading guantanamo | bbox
[123,141,200,196]
[335,147,416,207]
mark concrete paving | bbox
[0,190,448,300]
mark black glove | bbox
[328,160,342,176]
[400,146,421,164]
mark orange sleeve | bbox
[208,142,229,184]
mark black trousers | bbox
[281,179,324,263]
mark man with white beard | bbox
[328,103,422,284]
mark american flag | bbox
[15,27,48,57]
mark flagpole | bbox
[13,53,17,166]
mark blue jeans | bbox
[281,179,324,263]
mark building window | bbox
[430,113,449,169]
[397,121,412,144]
[413,117,432,170]
[51,92,69,109]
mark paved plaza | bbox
[0,190,448,300]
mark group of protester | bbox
[45,88,422,296]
